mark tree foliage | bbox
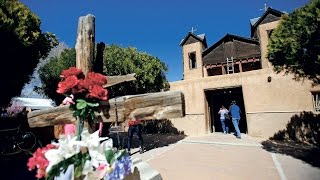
[38,48,76,104]
[0,0,57,106]
[21,42,68,98]
[38,44,168,104]
[103,44,168,98]
[267,0,320,84]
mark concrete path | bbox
[132,133,320,180]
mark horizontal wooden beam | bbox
[205,57,260,69]
[27,91,184,128]
[104,73,136,88]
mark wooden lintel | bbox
[27,91,184,128]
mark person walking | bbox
[127,114,144,155]
[218,105,229,134]
[229,100,242,139]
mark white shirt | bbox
[218,109,229,120]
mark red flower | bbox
[60,67,83,78]
[87,85,108,100]
[82,78,95,89]
[87,72,108,86]
[27,144,56,179]
[57,76,79,94]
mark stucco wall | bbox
[170,114,207,136]
[258,21,279,69]
[182,42,204,80]
[170,68,320,138]
[247,112,299,138]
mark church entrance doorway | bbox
[205,87,247,134]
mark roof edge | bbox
[202,34,259,57]
[179,32,207,47]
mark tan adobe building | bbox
[169,8,320,138]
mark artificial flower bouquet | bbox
[27,129,132,180]
[27,67,133,179]
[55,67,108,138]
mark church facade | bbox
[169,8,320,138]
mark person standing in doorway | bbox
[127,114,144,155]
[218,105,229,134]
[229,100,241,139]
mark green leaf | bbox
[105,149,114,164]
[80,108,86,116]
[76,101,87,109]
[74,165,83,178]
[73,110,81,117]
[69,105,76,111]
[87,102,99,107]
[76,99,87,103]
[89,111,96,121]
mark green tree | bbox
[37,48,76,104]
[104,44,168,98]
[38,44,168,104]
[267,0,320,84]
[0,0,57,106]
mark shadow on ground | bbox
[262,140,320,167]
[108,119,186,152]
[0,115,46,180]
[0,119,185,179]
[0,154,37,180]
[262,111,320,167]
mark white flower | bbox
[78,129,113,179]
[45,128,115,179]
[45,135,80,172]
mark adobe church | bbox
[169,8,320,138]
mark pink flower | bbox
[62,96,75,105]
[27,144,56,179]
[64,124,76,135]
[96,163,108,179]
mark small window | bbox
[189,52,197,69]
[267,29,274,39]
[313,93,320,113]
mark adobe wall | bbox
[170,68,320,138]
[170,114,208,136]
[182,42,204,80]
[258,21,280,69]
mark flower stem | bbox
[76,117,83,140]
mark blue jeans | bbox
[220,119,229,133]
[127,124,143,151]
[232,118,241,137]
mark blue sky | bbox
[21,0,309,82]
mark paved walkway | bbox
[132,133,320,180]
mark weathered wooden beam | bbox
[74,14,96,132]
[104,73,136,88]
[27,91,184,128]
[75,14,95,76]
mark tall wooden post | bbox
[75,14,96,134]
[75,14,95,76]
[94,42,105,73]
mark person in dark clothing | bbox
[229,100,242,139]
[127,115,144,154]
